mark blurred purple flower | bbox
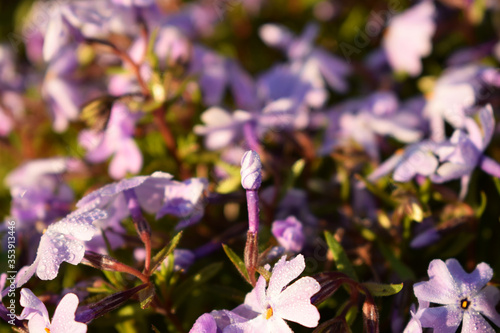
[79,103,143,179]
[321,92,424,161]
[431,104,500,198]
[413,258,500,332]
[16,208,107,287]
[42,47,84,132]
[382,1,436,76]
[194,107,252,150]
[271,216,305,253]
[260,23,351,93]
[424,65,500,141]
[189,45,259,110]
[43,1,110,62]
[5,158,77,231]
[111,0,155,7]
[367,140,439,183]
[18,289,87,333]
[0,45,24,136]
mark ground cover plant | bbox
[1,0,500,332]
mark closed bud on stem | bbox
[240,150,262,190]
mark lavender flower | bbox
[321,92,424,161]
[431,104,500,198]
[194,107,252,151]
[79,103,143,179]
[413,258,500,332]
[77,172,208,235]
[190,254,321,332]
[16,208,107,287]
[424,65,500,141]
[259,23,351,93]
[225,254,320,332]
[382,1,436,76]
[4,158,77,233]
[18,288,87,333]
[403,300,429,333]
[271,216,305,253]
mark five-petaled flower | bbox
[412,258,500,333]
[17,288,87,333]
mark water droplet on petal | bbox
[68,254,75,261]
[39,264,46,272]
[52,248,58,253]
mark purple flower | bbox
[259,23,351,93]
[77,172,208,233]
[367,140,439,183]
[42,47,84,132]
[321,92,424,161]
[431,104,500,198]
[5,158,77,231]
[18,289,87,333]
[403,299,429,333]
[194,107,252,150]
[0,44,24,136]
[424,65,500,141]
[227,254,320,332]
[271,216,305,253]
[413,258,500,332]
[189,46,259,110]
[16,208,107,287]
[382,1,436,76]
[79,103,143,179]
[190,254,320,333]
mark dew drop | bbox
[68,254,75,261]
[52,248,58,253]
[39,264,46,272]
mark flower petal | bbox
[414,259,460,304]
[471,286,500,327]
[419,306,462,333]
[273,276,321,327]
[266,254,305,300]
[462,309,495,333]
[50,293,87,333]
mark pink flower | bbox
[18,288,87,333]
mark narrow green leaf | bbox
[151,325,161,333]
[493,177,500,196]
[362,282,403,297]
[355,174,398,207]
[222,244,251,284]
[324,231,358,281]
[172,262,224,309]
[377,242,416,280]
[475,191,487,218]
[150,232,183,273]
[138,284,155,309]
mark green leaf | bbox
[150,232,183,273]
[222,244,250,284]
[475,191,487,218]
[324,231,358,281]
[172,262,224,309]
[138,284,155,309]
[362,282,403,297]
[377,242,416,280]
[493,177,500,196]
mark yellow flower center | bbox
[45,328,51,333]
[265,307,273,320]
[460,298,470,310]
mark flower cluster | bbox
[1,0,500,332]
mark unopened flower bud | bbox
[240,150,262,190]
